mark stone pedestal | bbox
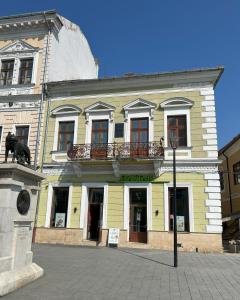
[0,164,45,296]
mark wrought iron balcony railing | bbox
[67,142,164,161]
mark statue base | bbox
[0,164,45,296]
[0,263,43,296]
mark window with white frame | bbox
[84,101,115,145]
[123,98,156,143]
[51,105,81,154]
[0,40,38,86]
[161,98,193,155]
[0,59,14,85]
[18,58,33,84]
[164,183,194,232]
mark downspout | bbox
[33,12,52,241]
[33,12,51,170]
[222,152,233,215]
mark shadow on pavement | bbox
[114,247,173,268]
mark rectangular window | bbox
[16,126,29,145]
[233,162,240,185]
[51,187,69,228]
[58,121,74,151]
[169,187,189,232]
[115,123,124,138]
[19,58,33,84]
[0,126,2,142]
[0,59,14,86]
[167,115,187,147]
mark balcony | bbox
[67,142,164,161]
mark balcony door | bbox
[130,118,149,158]
[91,120,108,159]
[129,189,147,243]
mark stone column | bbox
[0,164,45,296]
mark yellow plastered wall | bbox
[151,173,208,233]
[107,184,124,228]
[37,173,208,233]
[43,90,207,163]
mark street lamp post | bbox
[170,135,178,268]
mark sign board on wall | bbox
[177,216,185,232]
[108,228,120,245]
[55,213,66,228]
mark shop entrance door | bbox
[87,188,104,241]
[129,189,147,243]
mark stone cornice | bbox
[0,10,62,33]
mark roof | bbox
[219,134,240,154]
[0,10,57,21]
[46,66,224,96]
[48,66,224,87]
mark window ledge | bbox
[0,83,35,89]
[164,146,192,150]
[51,150,67,154]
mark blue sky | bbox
[2,0,240,148]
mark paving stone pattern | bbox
[4,244,240,300]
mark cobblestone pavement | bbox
[4,244,240,300]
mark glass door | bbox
[91,120,108,158]
[130,118,149,158]
[129,189,147,243]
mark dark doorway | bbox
[169,187,189,232]
[129,188,147,243]
[87,188,104,241]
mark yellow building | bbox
[35,67,224,252]
[219,134,240,240]
[0,10,98,166]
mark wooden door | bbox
[91,120,108,159]
[129,189,147,243]
[130,118,149,158]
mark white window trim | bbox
[52,115,78,152]
[164,182,194,232]
[80,183,108,240]
[45,182,73,229]
[85,112,114,144]
[0,53,37,85]
[124,110,154,143]
[13,124,31,147]
[123,183,152,241]
[164,108,191,159]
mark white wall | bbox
[48,16,98,81]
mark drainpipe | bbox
[32,13,52,242]
[33,12,51,170]
[222,152,233,215]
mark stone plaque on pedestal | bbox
[0,164,45,296]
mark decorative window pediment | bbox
[0,40,38,54]
[85,101,115,113]
[51,105,81,116]
[85,101,115,122]
[123,98,156,120]
[160,97,193,109]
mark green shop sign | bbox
[120,175,154,182]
